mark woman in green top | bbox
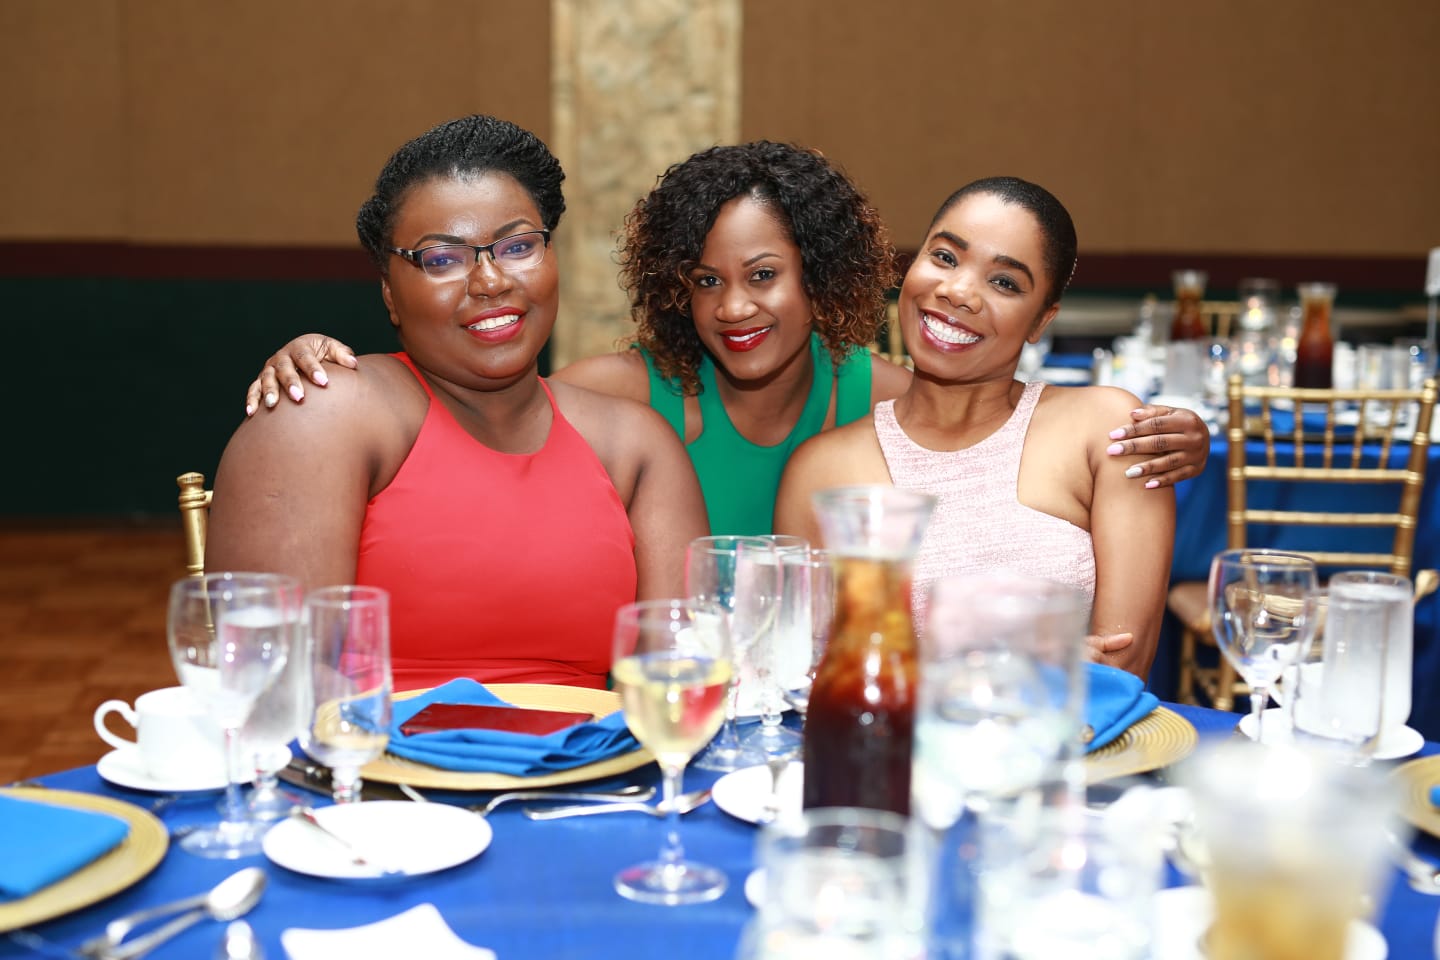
[242,141,1210,535]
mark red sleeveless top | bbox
[357,354,637,692]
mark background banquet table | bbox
[1158,434,1440,740]
[5,704,1440,960]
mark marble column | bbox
[549,0,741,368]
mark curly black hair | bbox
[356,115,566,274]
[619,141,897,394]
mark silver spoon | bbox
[79,868,264,958]
[98,867,266,960]
[524,788,711,820]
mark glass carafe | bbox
[802,486,935,816]
[1170,269,1209,341]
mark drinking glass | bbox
[237,576,306,820]
[780,548,834,716]
[610,598,732,904]
[741,536,809,758]
[1329,571,1412,734]
[1207,549,1319,744]
[167,573,294,857]
[1288,596,1384,765]
[296,585,392,804]
[689,535,771,772]
[738,806,925,960]
[913,572,1089,829]
[1183,742,1399,960]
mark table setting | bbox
[7,520,1440,959]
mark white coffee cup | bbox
[93,686,226,783]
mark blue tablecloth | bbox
[1163,436,1440,740]
[5,707,1439,960]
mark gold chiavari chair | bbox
[176,471,212,577]
[1172,373,1438,710]
[869,300,911,368]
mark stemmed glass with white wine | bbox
[611,598,733,905]
[167,572,294,857]
[296,585,392,804]
[1208,548,1320,745]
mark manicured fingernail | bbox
[245,403,255,416]
[1109,428,1127,440]
[1125,465,1143,479]
[264,392,278,408]
[288,385,304,402]
[314,370,329,386]
[1131,408,1146,417]
[1146,479,1160,489]
[1107,443,1125,456]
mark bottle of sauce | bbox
[1294,282,1337,389]
[1170,269,1209,341]
[802,487,934,816]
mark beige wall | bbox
[0,0,550,244]
[3,0,1436,258]
[741,0,1440,257]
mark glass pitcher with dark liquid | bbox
[801,486,935,816]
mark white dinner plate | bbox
[263,801,492,880]
[96,747,227,793]
[1151,886,1385,960]
[712,761,803,825]
[1237,709,1423,760]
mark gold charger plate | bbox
[1084,706,1198,784]
[360,683,655,791]
[0,787,168,933]
[1391,754,1440,838]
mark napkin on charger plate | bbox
[282,903,495,960]
[1081,662,1159,754]
[0,794,129,900]
[386,678,640,775]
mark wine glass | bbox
[1208,548,1320,744]
[167,573,293,857]
[237,574,307,820]
[689,535,771,772]
[611,599,733,905]
[296,585,392,804]
[740,536,808,759]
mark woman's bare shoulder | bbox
[551,350,651,404]
[1037,383,1143,428]
[869,354,913,403]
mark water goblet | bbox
[611,598,733,905]
[237,578,307,820]
[167,573,294,857]
[1208,549,1320,744]
[780,549,834,717]
[740,536,808,760]
[689,535,771,772]
[296,585,392,804]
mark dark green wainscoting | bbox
[3,276,544,520]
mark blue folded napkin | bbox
[0,794,129,901]
[386,679,640,776]
[1429,785,1440,808]
[1082,662,1159,754]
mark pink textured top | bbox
[874,381,1096,627]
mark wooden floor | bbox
[0,525,184,782]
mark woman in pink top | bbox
[205,115,707,690]
[776,177,1173,679]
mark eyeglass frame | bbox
[389,229,552,279]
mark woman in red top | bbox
[205,115,706,691]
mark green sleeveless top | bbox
[640,333,873,535]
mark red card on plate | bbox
[400,703,595,737]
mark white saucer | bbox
[712,761,804,825]
[1152,886,1385,960]
[96,747,227,793]
[263,801,492,880]
[1237,709,1423,760]
[744,868,765,908]
[282,903,496,960]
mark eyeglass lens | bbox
[418,232,547,279]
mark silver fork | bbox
[396,782,654,815]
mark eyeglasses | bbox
[390,229,551,280]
